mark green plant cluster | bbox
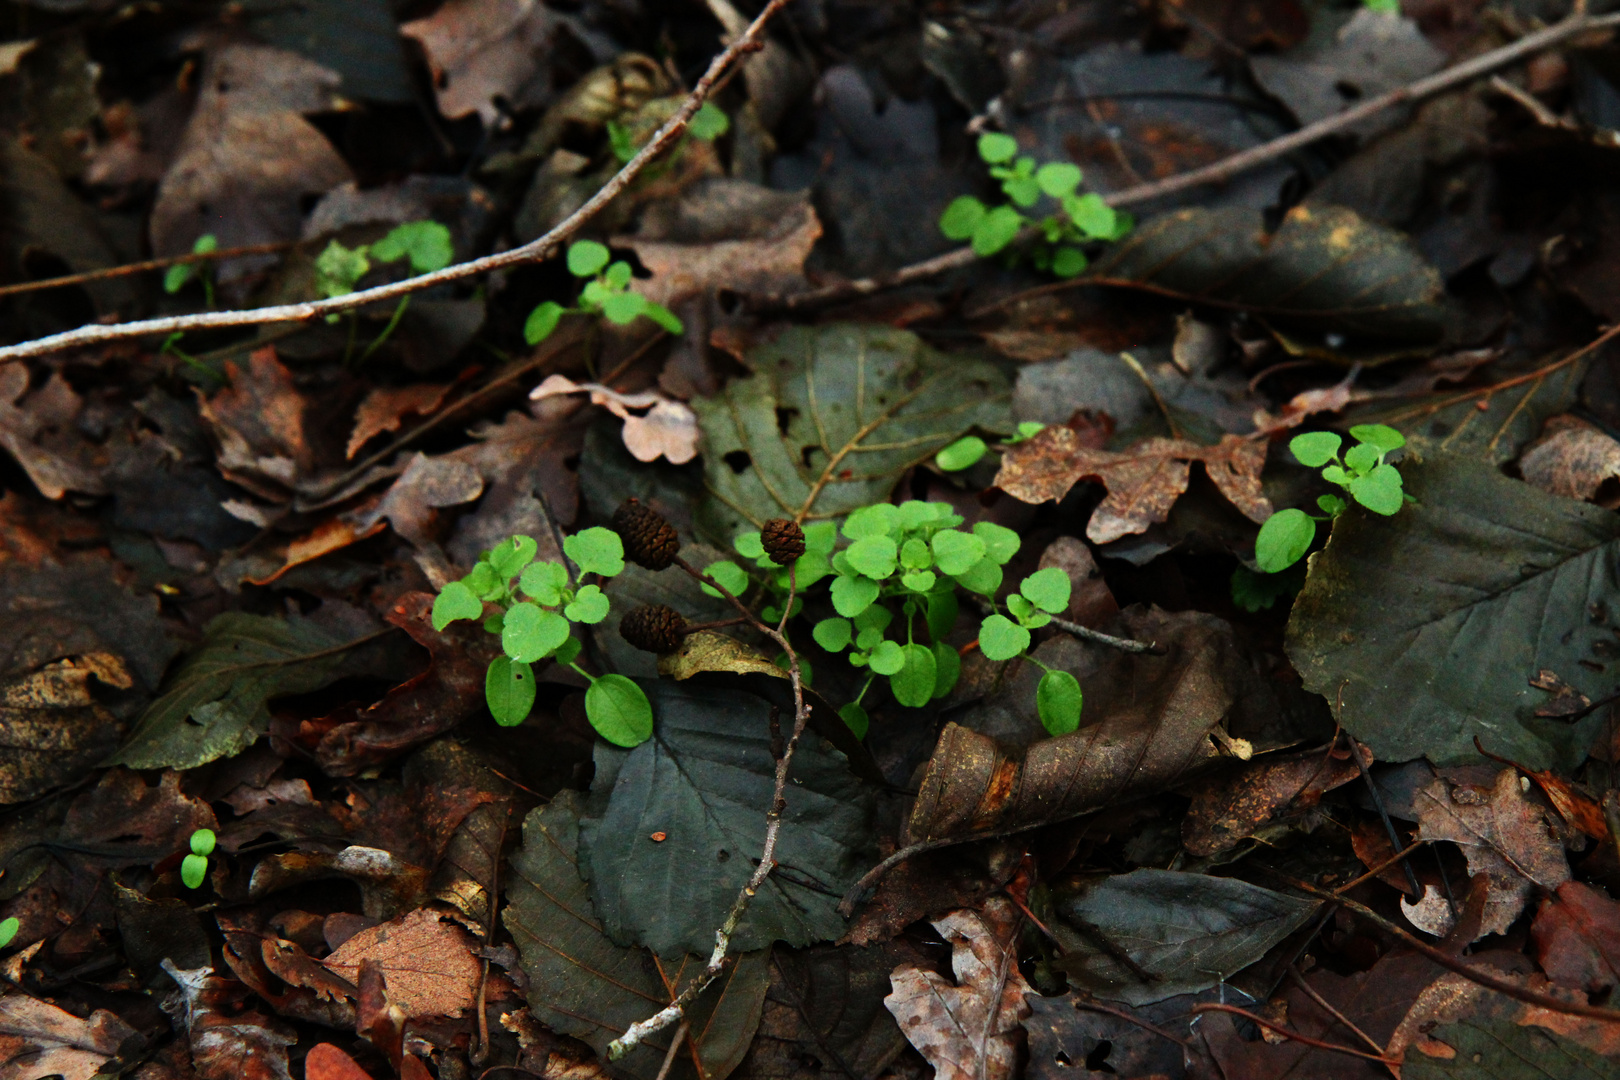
[1253,424,1409,575]
[608,100,730,163]
[181,827,215,889]
[939,132,1133,277]
[524,240,684,346]
[314,219,455,299]
[431,531,654,746]
[707,501,1082,737]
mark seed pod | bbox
[760,518,806,565]
[611,498,680,571]
[619,604,687,654]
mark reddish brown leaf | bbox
[347,383,453,460]
[995,427,1270,543]
[0,365,107,500]
[0,994,139,1080]
[304,1043,375,1080]
[1533,881,1620,995]
[196,346,311,498]
[1519,414,1620,506]
[1181,743,1361,857]
[322,908,480,1021]
[161,961,297,1080]
[62,768,216,858]
[245,517,388,586]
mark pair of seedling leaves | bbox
[940,131,1132,277]
[1254,424,1409,574]
[431,530,655,748]
[523,240,684,346]
[313,220,456,299]
[706,501,1082,737]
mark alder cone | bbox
[611,498,680,570]
[619,604,687,654]
[760,518,805,565]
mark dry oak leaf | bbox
[0,652,131,806]
[196,347,311,499]
[0,363,107,500]
[0,993,139,1080]
[322,908,480,1020]
[348,383,453,459]
[1414,768,1571,940]
[161,961,297,1080]
[530,374,698,465]
[995,426,1270,544]
[1181,742,1362,857]
[1520,414,1620,506]
[885,897,1032,1080]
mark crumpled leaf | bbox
[401,0,559,126]
[1414,769,1570,940]
[532,373,698,465]
[161,961,296,1080]
[444,405,586,569]
[360,451,485,546]
[995,426,1270,543]
[1181,742,1362,857]
[61,768,217,860]
[0,994,138,1080]
[884,897,1032,1080]
[347,383,453,459]
[1090,203,1450,349]
[1286,455,1620,769]
[0,363,106,500]
[322,908,480,1019]
[0,653,132,805]
[196,347,311,499]
[109,613,354,770]
[1533,882,1620,996]
[580,679,876,957]
[249,846,428,921]
[505,792,770,1080]
[1052,869,1318,1006]
[1520,415,1620,505]
[693,324,1011,539]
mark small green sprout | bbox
[940,133,1133,277]
[0,916,17,948]
[311,220,454,360]
[432,530,653,746]
[164,234,219,305]
[1252,424,1409,576]
[524,239,684,345]
[607,101,730,164]
[934,422,1047,473]
[181,827,216,889]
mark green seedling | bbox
[524,240,683,346]
[940,133,1133,277]
[608,100,730,164]
[431,530,653,746]
[181,827,215,889]
[934,422,1047,473]
[164,233,219,306]
[0,917,17,948]
[1252,423,1410,576]
[312,220,455,363]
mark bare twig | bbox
[751,9,1620,314]
[0,0,793,363]
[966,594,1163,655]
[1071,995,1191,1048]
[1284,967,1385,1056]
[609,547,809,1059]
[0,241,293,301]
[1188,1004,1401,1065]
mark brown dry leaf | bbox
[150,44,351,270]
[0,364,106,500]
[401,0,558,126]
[1181,743,1361,857]
[303,1043,373,1080]
[196,347,311,498]
[530,374,698,465]
[1414,768,1571,939]
[360,452,486,546]
[0,993,139,1080]
[321,908,480,1020]
[245,517,388,586]
[1533,881,1620,996]
[348,384,453,459]
[162,961,296,1080]
[62,768,217,857]
[884,897,1032,1080]
[0,652,131,805]
[1351,817,1419,897]
[995,426,1270,543]
[1251,378,1354,435]
[1520,414,1620,506]
[443,406,587,567]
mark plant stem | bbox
[357,295,411,366]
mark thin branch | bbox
[1188,1004,1401,1065]
[0,241,293,301]
[750,9,1620,314]
[0,0,793,363]
[966,594,1163,655]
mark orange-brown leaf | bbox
[321,908,480,1020]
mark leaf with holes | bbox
[693,324,1010,541]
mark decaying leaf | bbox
[348,383,453,459]
[322,908,480,1020]
[505,792,770,1080]
[692,324,1010,539]
[0,653,132,804]
[161,961,297,1080]
[0,993,139,1080]
[361,451,486,545]
[884,898,1032,1080]
[1287,455,1620,770]
[196,347,312,499]
[1181,743,1361,857]
[1520,415,1620,506]
[0,363,106,500]
[401,0,559,126]
[1414,769,1570,939]
[443,405,587,569]
[1401,979,1620,1080]
[1533,882,1620,996]
[995,426,1270,543]
[532,373,698,465]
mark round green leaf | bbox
[901,570,937,592]
[843,503,899,539]
[689,100,730,140]
[567,240,611,277]
[181,853,208,889]
[936,435,987,472]
[520,560,569,605]
[846,535,898,579]
[585,674,653,746]
[803,521,838,555]
[972,205,1024,256]
[486,656,536,726]
[932,641,960,699]
[734,531,765,559]
[773,652,811,686]
[371,220,454,273]
[163,262,194,294]
[953,557,1003,597]
[564,526,626,577]
[1051,247,1088,278]
[1066,191,1118,238]
[190,828,217,856]
[1036,670,1083,736]
[931,529,986,576]
[1289,431,1342,468]
[1350,464,1404,516]
[605,261,633,289]
[553,636,582,667]
[432,581,483,630]
[1349,423,1405,453]
[0,916,17,948]
[502,603,571,663]
[1254,508,1316,573]
[1344,441,1381,475]
[564,584,610,624]
[868,639,905,676]
[973,522,1020,564]
[890,643,937,708]
[699,560,751,599]
[830,574,879,617]
[1036,161,1082,198]
[1003,175,1042,208]
[940,196,987,241]
[813,617,852,652]
[1020,566,1072,614]
[490,535,539,580]
[977,132,1019,163]
[602,290,648,325]
[838,702,869,739]
[978,614,1030,661]
[900,537,932,569]
[1317,493,1348,516]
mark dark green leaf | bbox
[838,702,869,738]
[579,680,875,956]
[932,641,960,699]
[1054,869,1318,1005]
[926,590,959,642]
[1287,455,1620,769]
[485,656,535,726]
